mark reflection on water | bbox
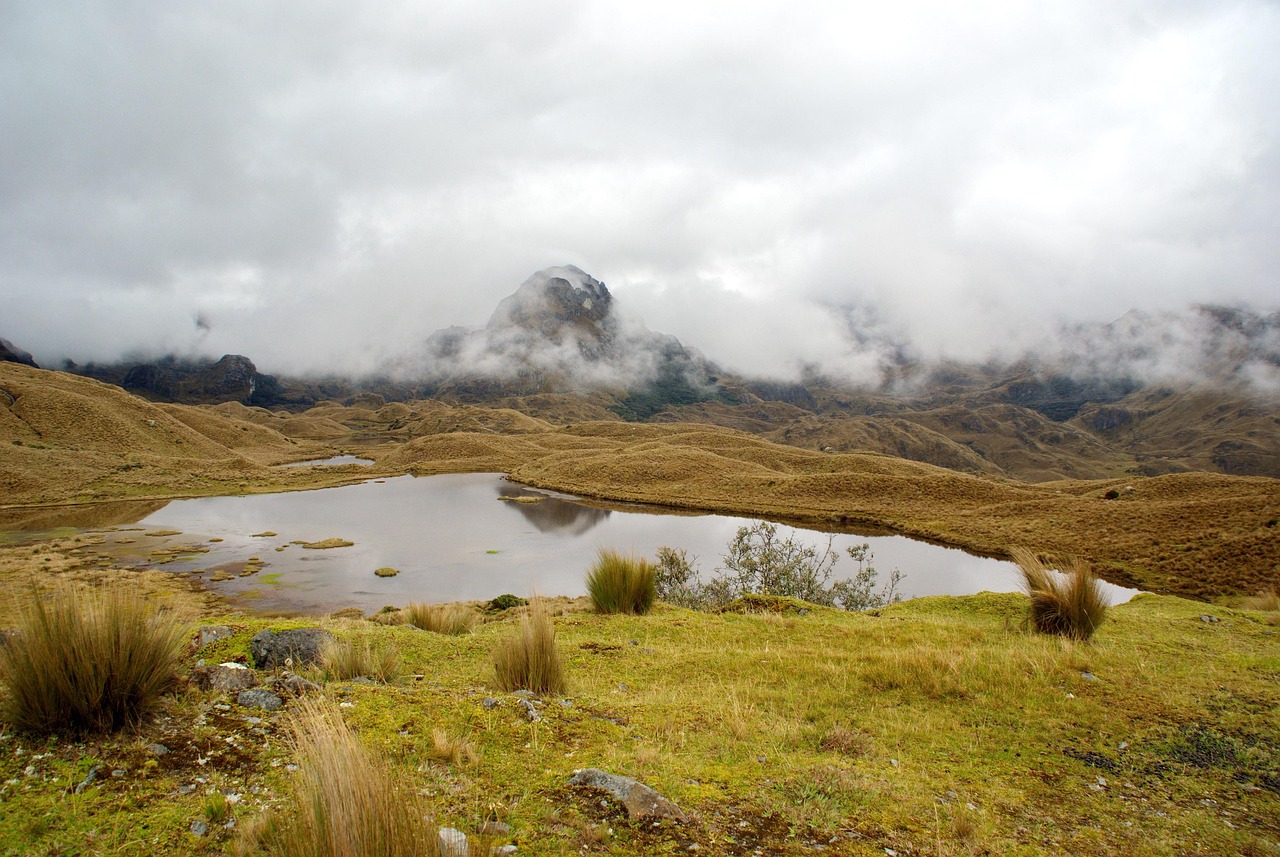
[0,499,169,534]
[495,483,611,535]
[10,473,1141,615]
[280,455,374,467]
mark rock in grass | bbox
[190,663,259,693]
[198,625,233,647]
[437,827,468,857]
[237,689,284,711]
[568,768,688,822]
[250,627,333,669]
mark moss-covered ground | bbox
[0,571,1276,855]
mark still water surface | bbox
[90,473,1138,615]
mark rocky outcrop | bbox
[0,338,37,368]
[250,627,333,670]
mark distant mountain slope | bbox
[46,268,1280,482]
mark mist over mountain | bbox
[39,264,1280,481]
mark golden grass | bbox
[234,698,439,856]
[427,728,479,767]
[585,548,656,615]
[403,602,477,635]
[1011,547,1108,641]
[493,599,566,695]
[2,362,1277,600]
[320,635,403,683]
[0,582,186,733]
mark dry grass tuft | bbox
[585,548,656,615]
[863,647,970,700]
[1239,589,1279,612]
[320,636,403,683]
[818,724,871,757]
[403,602,478,635]
[1011,547,1108,642]
[0,582,186,734]
[233,698,438,856]
[493,599,566,695]
[428,728,479,767]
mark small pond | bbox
[18,473,1140,615]
[279,455,374,467]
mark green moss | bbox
[1,594,1277,854]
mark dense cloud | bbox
[2,1,1277,387]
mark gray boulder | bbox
[237,689,284,711]
[568,768,688,822]
[250,628,333,669]
[198,626,234,647]
[190,663,259,693]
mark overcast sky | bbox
[2,1,1277,381]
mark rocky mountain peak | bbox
[487,265,615,342]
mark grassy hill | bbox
[1,362,1278,853]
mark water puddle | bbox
[280,455,374,467]
[6,473,1140,615]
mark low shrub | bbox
[0,583,186,734]
[320,636,402,683]
[234,699,438,856]
[656,521,903,612]
[493,600,565,695]
[585,549,656,615]
[403,602,477,635]
[1011,548,1108,642]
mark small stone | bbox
[478,821,512,837]
[437,827,468,857]
[147,743,169,756]
[518,698,541,722]
[237,689,284,711]
[889,758,899,767]
[190,821,208,836]
[492,847,518,856]
[569,768,687,822]
[1200,615,1219,624]
[1081,672,1099,682]
[111,769,125,778]
[199,626,233,647]
[513,689,535,699]
[179,784,196,795]
[279,674,322,695]
[481,697,499,710]
[559,699,573,708]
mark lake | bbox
[53,473,1140,615]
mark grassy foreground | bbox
[0,584,1276,856]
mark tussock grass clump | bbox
[585,548,656,615]
[234,699,438,857]
[1239,589,1279,612]
[428,728,479,767]
[1011,547,1108,642]
[0,583,186,734]
[320,636,402,683]
[493,600,566,695]
[403,602,478,635]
